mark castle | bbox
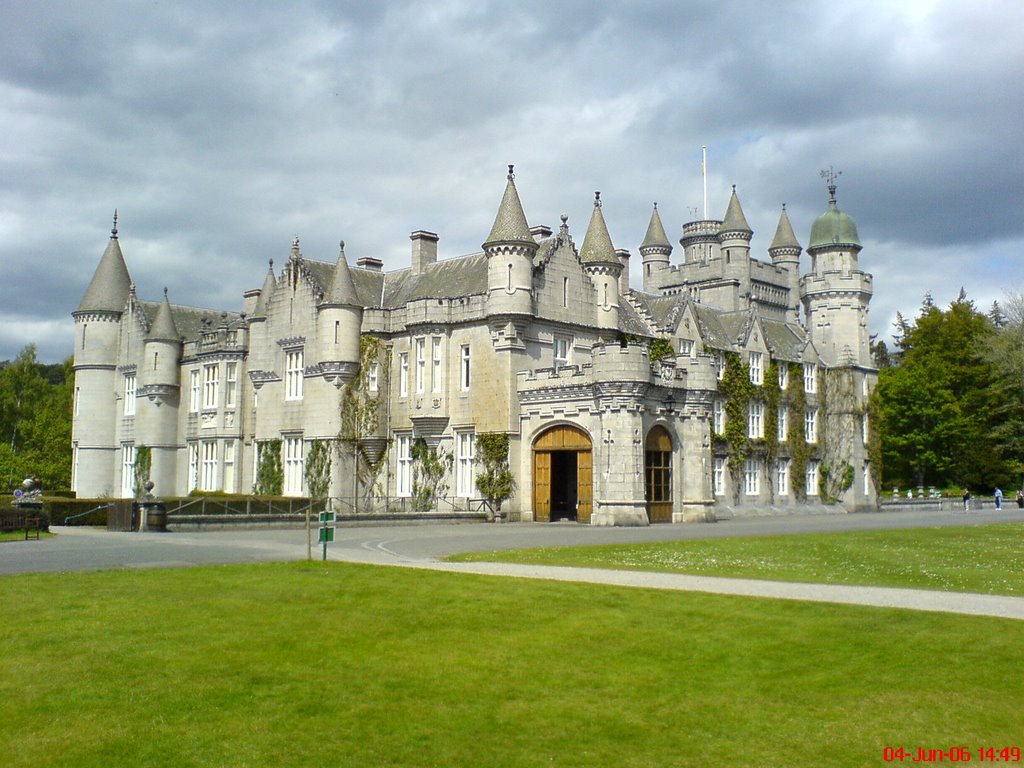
[71,167,876,523]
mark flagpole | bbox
[702,145,708,220]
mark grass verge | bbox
[1,561,1022,767]
[450,523,1024,595]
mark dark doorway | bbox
[550,450,578,521]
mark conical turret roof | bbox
[251,260,277,318]
[640,203,672,251]
[147,288,180,342]
[326,243,360,306]
[485,165,534,245]
[720,186,752,233]
[77,214,132,313]
[579,193,618,265]
[769,205,801,251]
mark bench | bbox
[0,511,42,540]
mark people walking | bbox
[963,489,971,512]
[1017,490,1023,509]
[994,487,1003,510]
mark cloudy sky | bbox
[2,0,1022,363]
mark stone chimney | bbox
[616,248,631,294]
[356,256,383,272]
[411,230,439,274]
[530,224,552,241]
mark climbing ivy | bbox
[133,445,152,499]
[338,336,390,498]
[253,438,283,496]
[410,437,453,514]
[866,383,883,506]
[475,432,516,512]
[787,364,810,502]
[719,352,755,502]
[763,362,782,500]
[304,439,333,502]
[819,368,858,504]
[649,337,674,365]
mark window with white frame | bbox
[188,443,199,491]
[778,365,789,390]
[189,369,201,412]
[225,362,237,408]
[121,443,135,498]
[863,461,871,495]
[747,401,763,439]
[749,351,763,385]
[803,363,817,393]
[283,436,304,496]
[805,407,818,444]
[201,440,218,490]
[715,353,726,380]
[223,439,236,492]
[553,336,571,369]
[778,403,788,441]
[806,460,820,496]
[777,458,790,496]
[123,374,136,416]
[713,457,725,496]
[862,413,869,445]
[74,386,80,418]
[679,339,694,358]
[414,338,425,394]
[713,399,725,435]
[396,435,412,497]
[203,364,219,409]
[744,457,760,496]
[431,337,442,393]
[368,362,379,393]
[460,345,471,391]
[399,352,409,397]
[456,431,475,497]
[285,349,303,401]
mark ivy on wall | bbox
[819,368,857,504]
[763,361,782,500]
[787,363,810,503]
[719,352,755,503]
[338,336,390,497]
[304,439,333,502]
[133,445,152,499]
[410,438,452,514]
[253,438,283,496]
[475,432,516,512]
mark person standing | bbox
[1016,490,1023,509]
[994,487,1003,510]
[963,488,971,512]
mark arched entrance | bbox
[645,426,673,523]
[533,425,592,523]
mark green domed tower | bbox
[800,171,873,366]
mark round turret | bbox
[484,165,537,318]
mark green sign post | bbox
[318,510,336,561]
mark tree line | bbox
[873,290,1024,494]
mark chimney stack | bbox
[411,230,439,274]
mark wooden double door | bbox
[533,425,592,523]
[645,426,673,523]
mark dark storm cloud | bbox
[1,0,1021,362]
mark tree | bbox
[475,432,516,513]
[304,440,333,507]
[253,439,283,495]
[410,438,452,514]
[982,291,1024,486]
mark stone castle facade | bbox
[71,167,876,523]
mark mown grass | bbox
[2,561,1022,767]
[451,523,1024,595]
[0,530,50,542]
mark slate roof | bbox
[720,187,752,233]
[77,235,132,313]
[147,290,180,341]
[640,204,672,251]
[769,206,801,251]
[138,300,242,341]
[485,170,533,245]
[578,196,618,265]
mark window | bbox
[283,436,304,496]
[645,446,672,503]
[74,387,80,418]
[223,440,236,492]
[121,443,135,498]
[744,457,760,496]
[777,458,790,496]
[749,351,763,385]
[399,352,409,397]
[396,435,412,497]
[369,363,379,393]
[201,440,218,490]
[460,345,471,391]
[188,443,199,491]
[712,399,725,435]
[679,340,694,358]
[778,403,788,441]
[778,365,789,390]
[285,350,303,400]
[225,362,237,408]
[713,458,725,496]
[415,338,425,394]
[806,460,820,496]
[431,337,442,393]
[203,364,219,409]
[715,353,726,380]
[864,461,871,495]
[804,363,817,393]
[862,413,869,445]
[562,277,568,307]
[189,369,201,412]
[747,401,763,439]
[123,374,136,416]
[805,408,818,444]
[456,431,475,497]
[553,336,571,369]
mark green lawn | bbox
[2,562,1022,767]
[451,522,1024,595]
